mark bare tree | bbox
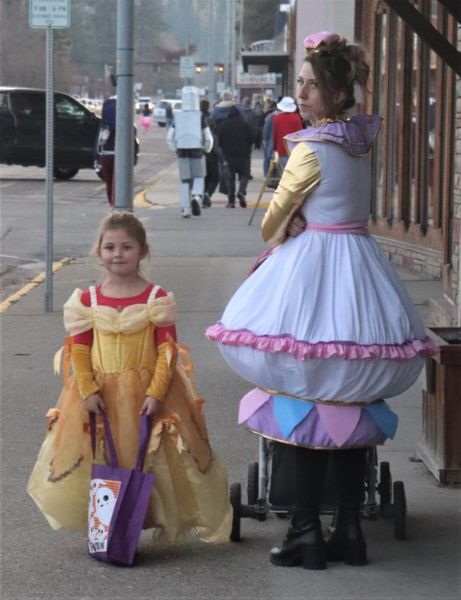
[242,0,280,47]
[0,0,74,89]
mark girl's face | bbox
[296,61,326,124]
[98,228,146,278]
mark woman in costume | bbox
[206,32,437,569]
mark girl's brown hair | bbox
[305,35,369,117]
[95,211,148,255]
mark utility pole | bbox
[226,0,231,89]
[239,0,244,53]
[114,0,134,211]
[207,0,216,104]
[230,0,236,96]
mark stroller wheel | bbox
[247,462,259,506]
[230,482,242,542]
[393,481,407,540]
[379,461,392,509]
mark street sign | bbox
[179,56,194,79]
[30,0,70,29]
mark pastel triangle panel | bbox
[238,388,271,424]
[273,394,315,439]
[316,404,361,447]
[365,402,398,439]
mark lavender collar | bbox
[285,114,382,156]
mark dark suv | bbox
[0,87,102,180]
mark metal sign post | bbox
[44,24,54,312]
[29,0,69,312]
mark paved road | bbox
[0,123,172,300]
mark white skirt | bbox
[208,230,434,403]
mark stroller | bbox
[229,437,407,543]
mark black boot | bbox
[270,518,326,570]
[270,447,329,570]
[326,449,368,566]
[325,503,367,565]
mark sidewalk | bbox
[1,150,460,600]
[142,147,272,212]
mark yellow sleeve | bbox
[71,343,99,400]
[261,142,320,245]
[146,341,176,400]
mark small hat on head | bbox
[304,31,340,54]
[276,96,297,113]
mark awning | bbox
[241,51,289,74]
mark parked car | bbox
[0,87,101,180]
[153,99,182,127]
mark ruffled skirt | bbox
[206,230,437,448]
[27,365,232,544]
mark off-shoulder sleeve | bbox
[147,291,177,327]
[261,142,320,245]
[63,288,94,335]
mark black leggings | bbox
[293,447,367,526]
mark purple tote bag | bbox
[88,413,155,566]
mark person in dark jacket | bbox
[200,99,221,208]
[212,91,240,128]
[217,106,252,208]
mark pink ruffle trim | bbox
[206,323,438,360]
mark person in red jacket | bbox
[272,96,304,169]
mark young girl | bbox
[140,103,153,134]
[206,32,437,569]
[28,212,232,546]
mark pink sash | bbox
[305,221,369,235]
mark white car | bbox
[136,96,154,114]
[153,99,182,127]
[78,97,103,116]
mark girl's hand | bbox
[287,212,307,238]
[140,396,162,417]
[84,394,105,414]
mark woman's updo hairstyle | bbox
[304,31,369,117]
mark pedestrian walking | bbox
[272,96,304,169]
[97,95,116,207]
[200,99,221,208]
[262,99,279,176]
[211,90,240,129]
[165,102,173,129]
[206,31,437,569]
[139,102,153,134]
[239,96,260,146]
[167,87,213,218]
[27,212,232,550]
[217,106,252,208]
[253,100,265,149]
